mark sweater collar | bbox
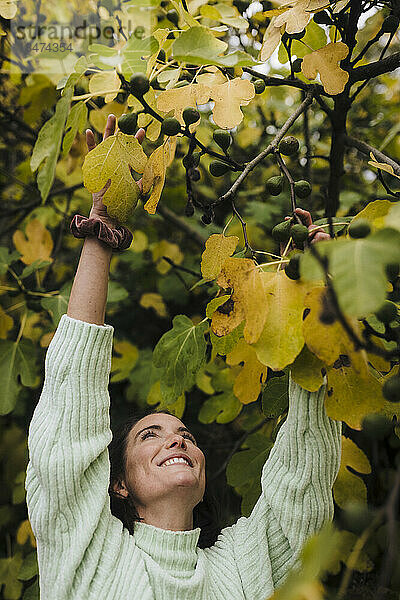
[133,521,201,574]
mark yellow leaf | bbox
[201,233,239,280]
[351,199,393,231]
[82,130,148,223]
[196,66,228,87]
[0,305,13,339]
[226,338,267,404]
[301,42,350,95]
[139,292,168,318]
[253,271,311,370]
[275,0,328,34]
[368,152,400,180]
[17,519,36,548]
[40,331,55,348]
[22,311,42,342]
[210,78,255,129]
[88,70,121,103]
[333,437,371,509]
[325,355,386,430]
[290,344,325,392]
[211,296,246,338]
[303,287,359,366]
[13,219,53,265]
[130,230,148,253]
[339,530,374,573]
[152,239,183,274]
[0,0,17,19]
[111,340,139,383]
[142,139,175,214]
[89,101,126,133]
[156,83,211,129]
[214,257,268,344]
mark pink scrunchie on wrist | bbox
[70,215,133,251]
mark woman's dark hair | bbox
[108,408,222,548]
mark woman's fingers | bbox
[293,207,313,228]
[86,129,96,152]
[135,128,146,145]
[103,114,116,140]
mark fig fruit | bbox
[291,223,309,244]
[161,117,181,136]
[348,219,371,238]
[254,79,266,94]
[118,113,138,134]
[266,175,284,196]
[279,136,299,156]
[382,375,400,403]
[285,254,301,280]
[166,9,179,26]
[129,73,150,96]
[183,107,200,126]
[292,58,303,73]
[213,129,232,151]
[294,180,312,198]
[209,160,230,177]
[375,301,397,324]
[313,10,331,24]
[272,219,292,243]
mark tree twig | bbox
[344,135,400,176]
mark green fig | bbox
[375,301,397,324]
[213,129,232,152]
[254,79,266,94]
[161,117,181,136]
[291,223,309,244]
[292,58,303,73]
[348,219,371,239]
[182,107,200,126]
[266,175,284,196]
[209,161,230,177]
[279,136,300,156]
[294,180,312,198]
[129,73,150,97]
[118,113,138,135]
[166,9,179,26]
[272,220,292,243]
[285,255,301,280]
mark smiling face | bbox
[116,413,206,517]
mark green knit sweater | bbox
[26,314,342,600]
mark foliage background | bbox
[0,0,400,598]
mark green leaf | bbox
[88,44,122,69]
[210,322,244,357]
[205,295,230,318]
[62,101,88,156]
[120,35,159,78]
[41,281,72,327]
[153,315,209,402]
[107,280,129,304]
[20,259,52,279]
[261,371,289,418]
[278,20,327,64]
[0,247,21,275]
[0,339,38,415]
[126,348,159,407]
[172,26,256,67]
[226,431,272,487]
[330,228,400,318]
[198,391,242,424]
[30,86,74,202]
[18,552,38,581]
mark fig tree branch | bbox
[350,52,400,83]
[242,67,326,95]
[343,135,400,176]
[155,204,207,247]
[216,89,314,206]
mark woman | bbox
[25,115,342,600]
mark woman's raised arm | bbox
[67,114,145,325]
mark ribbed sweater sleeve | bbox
[25,315,122,598]
[204,377,342,598]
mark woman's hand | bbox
[86,114,146,228]
[293,208,330,245]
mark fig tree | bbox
[118,113,138,134]
[129,73,150,96]
[288,29,305,40]
[266,175,284,196]
[382,375,400,403]
[294,180,312,198]
[313,10,331,24]
[272,219,292,243]
[279,136,300,156]
[375,301,397,324]
[291,223,309,244]
[348,219,371,238]
[285,255,301,280]
[209,160,230,177]
[182,107,200,126]
[254,79,266,94]
[161,117,181,136]
[213,129,232,151]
